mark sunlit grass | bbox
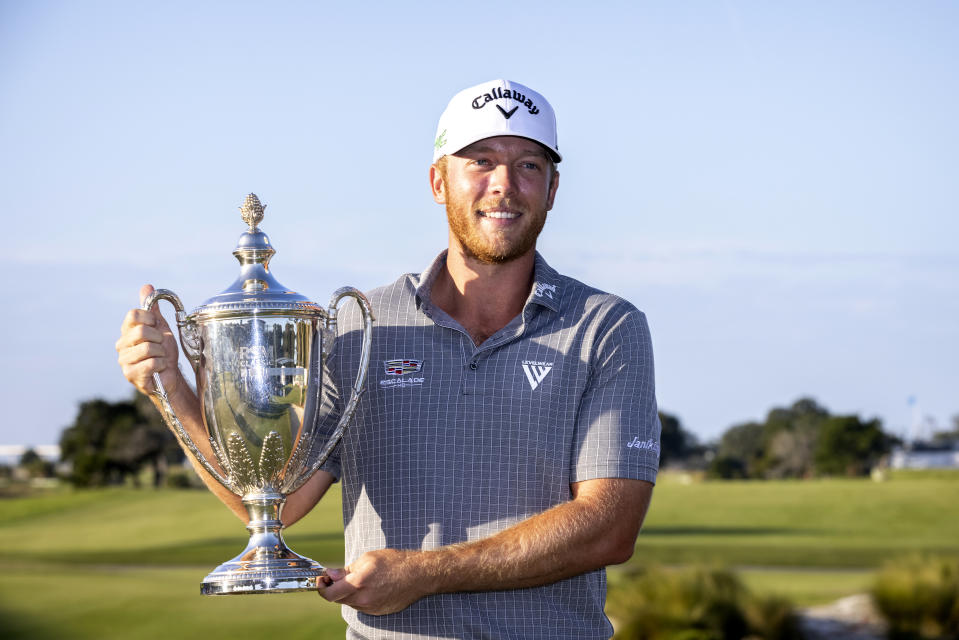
[0,483,348,640]
[0,484,346,565]
[1,472,957,637]
[637,473,959,567]
[738,568,875,607]
[0,563,346,640]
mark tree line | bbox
[57,393,183,487]
[659,397,906,479]
[9,395,954,488]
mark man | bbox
[117,79,660,639]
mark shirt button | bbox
[469,361,478,370]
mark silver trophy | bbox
[143,193,373,595]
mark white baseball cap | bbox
[432,79,561,163]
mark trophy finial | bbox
[240,193,266,231]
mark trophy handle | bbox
[141,288,231,489]
[288,287,374,492]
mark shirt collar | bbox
[414,250,563,314]
[413,250,448,313]
[528,252,562,312]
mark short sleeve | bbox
[571,307,660,483]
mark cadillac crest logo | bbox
[384,359,423,375]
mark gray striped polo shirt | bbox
[323,251,660,640]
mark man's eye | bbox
[521,162,541,170]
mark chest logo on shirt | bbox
[380,358,425,389]
[521,360,553,390]
[384,359,423,375]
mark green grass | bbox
[0,483,349,639]
[0,485,346,565]
[0,564,346,639]
[737,568,876,607]
[887,468,959,481]
[637,474,959,567]
[1,473,957,638]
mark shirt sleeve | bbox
[570,305,661,484]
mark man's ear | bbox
[546,169,560,211]
[430,164,447,205]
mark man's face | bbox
[431,136,559,265]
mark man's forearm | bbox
[420,478,651,593]
[154,382,332,525]
[152,381,249,521]
[321,478,654,614]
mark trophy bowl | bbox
[142,194,373,595]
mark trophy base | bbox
[201,494,330,595]
[201,549,328,595]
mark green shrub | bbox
[706,456,748,480]
[744,594,805,640]
[164,466,203,489]
[607,565,805,640]
[872,555,959,639]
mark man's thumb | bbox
[139,283,156,309]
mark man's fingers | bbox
[118,355,168,395]
[116,321,165,352]
[318,578,357,603]
[326,567,348,581]
[317,566,354,602]
[120,308,157,333]
[118,341,169,367]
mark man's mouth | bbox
[478,209,520,219]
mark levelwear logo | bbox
[521,360,553,390]
[472,87,541,116]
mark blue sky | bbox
[1,1,956,447]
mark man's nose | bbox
[488,164,515,196]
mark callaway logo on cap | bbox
[432,79,561,163]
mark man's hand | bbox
[318,549,429,615]
[116,284,185,398]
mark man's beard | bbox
[446,197,547,265]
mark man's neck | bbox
[431,245,536,346]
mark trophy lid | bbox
[190,194,323,320]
